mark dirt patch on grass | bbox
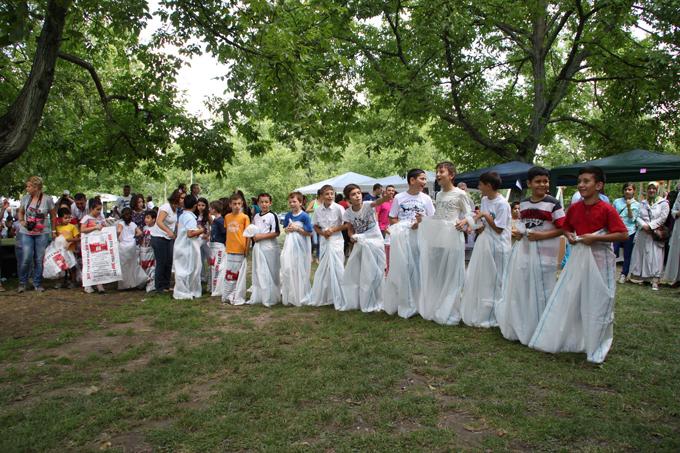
[0,285,147,339]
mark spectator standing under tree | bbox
[186,183,201,205]
[612,183,640,284]
[130,194,147,232]
[363,183,383,202]
[629,182,669,291]
[70,193,87,224]
[0,198,7,292]
[150,190,182,294]
[17,176,57,293]
[116,185,132,213]
[146,195,155,210]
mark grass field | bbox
[0,280,678,452]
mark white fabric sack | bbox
[173,229,202,300]
[663,224,680,284]
[139,246,155,292]
[117,243,148,290]
[222,254,248,305]
[629,230,665,279]
[248,241,281,307]
[280,231,312,307]
[383,222,420,318]
[418,218,465,325]
[81,226,122,287]
[342,232,385,313]
[459,228,509,328]
[529,242,616,364]
[497,231,559,344]
[209,242,227,297]
[43,236,76,280]
[310,235,347,309]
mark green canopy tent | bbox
[550,150,680,190]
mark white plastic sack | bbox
[310,235,347,309]
[629,230,664,278]
[173,230,202,300]
[663,224,680,284]
[383,222,420,318]
[139,246,155,292]
[222,254,248,304]
[529,242,616,363]
[117,243,148,290]
[81,227,122,287]
[418,218,465,325]
[342,232,385,313]
[496,233,559,344]
[43,236,76,280]
[280,231,312,307]
[248,241,281,307]
[459,228,510,328]
[209,242,227,297]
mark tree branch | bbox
[548,115,611,140]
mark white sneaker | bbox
[96,284,105,293]
[84,286,95,294]
[618,274,626,284]
[652,282,659,291]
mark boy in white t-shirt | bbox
[248,193,281,307]
[341,183,392,312]
[456,171,511,328]
[310,184,347,308]
[384,169,435,318]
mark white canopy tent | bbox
[358,170,437,193]
[294,172,376,195]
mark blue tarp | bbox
[454,161,534,189]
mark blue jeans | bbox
[613,232,636,276]
[19,233,50,288]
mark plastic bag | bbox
[173,228,202,300]
[497,231,559,344]
[222,254,248,304]
[383,222,420,318]
[81,227,122,287]
[248,240,281,307]
[310,235,347,309]
[418,218,465,325]
[459,228,510,328]
[529,242,616,363]
[43,236,76,280]
[209,242,227,297]
[280,230,312,307]
[117,243,148,290]
[139,246,155,292]
[342,232,385,313]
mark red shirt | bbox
[338,200,349,209]
[564,200,627,236]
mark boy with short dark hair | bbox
[529,166,628,363]
[418,162,473,324]
[222,194,250,304]
[248,193,281,306]
[457,171,511,328]
[310,184,347,308]
[281,191,314,306]
[496,166,566,344]
[384,168,435,318]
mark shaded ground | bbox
[0,281,679,451]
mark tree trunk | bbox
[0,0,71,169]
